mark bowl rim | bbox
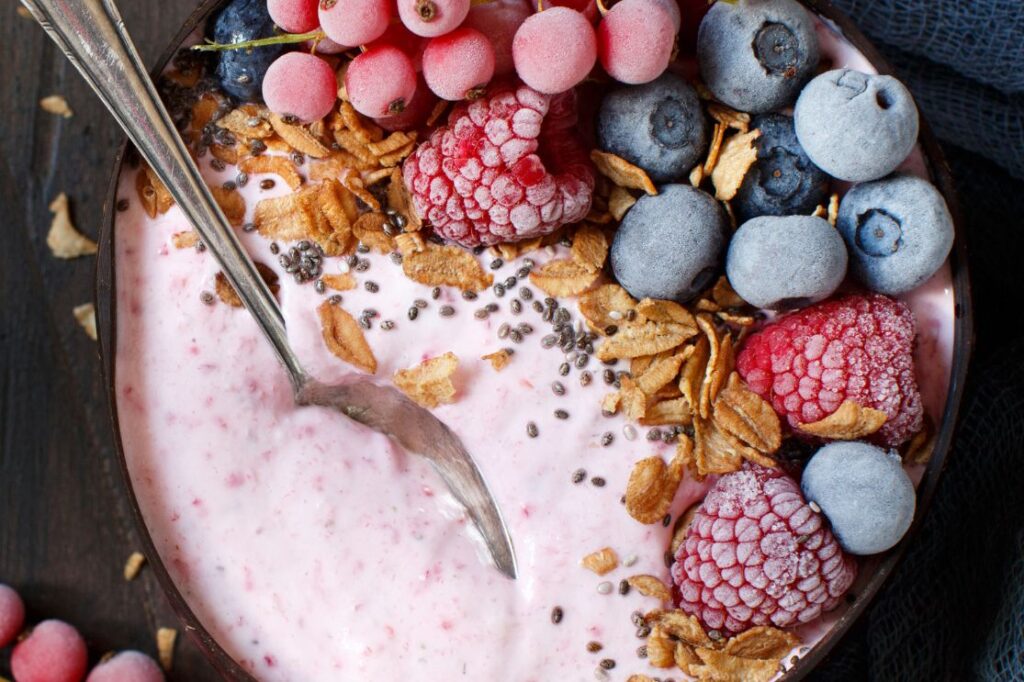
[95,1,974,678]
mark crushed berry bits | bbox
[403,80,595,247]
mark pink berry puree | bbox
[112,17,955,682]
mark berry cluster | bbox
[0,583,164,682]
[212,0,687,127]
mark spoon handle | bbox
[21,0,309,392]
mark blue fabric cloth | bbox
[809,2,1024,679]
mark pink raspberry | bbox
[0,583,25,647]
[403,81,594,246]
[11,619,89,682]
[736,293,923,447]
[671,465,857,635]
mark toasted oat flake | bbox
[692,415,760,476]
[156,627,177,671]
[626,676,657,682]
[393,352,458,408]
[143,166,174,214]
[582,547,619,575]
[591,151,658,195]
[317,301,377,374]
[712,276,746,309]
[214,272,243,307]
[396,231,426,256]
[689,164,705,187]
[697,315,733,419]
[679,334,710,412]
[624,449,686,525]
[676,641,701,675]
[46,193,97,259]
[799,400,888,440]
[690,647,779,682]
[634,350,686,395]
[671,503,700,555]
[827,192,840,226]
[40,95,73,118]
[217,107,272,138]
[708,102,750,132]
[73,303,97,340]
[211,186,246,227]
[481,349,513,371]
[171,231,199,249]
[254,187,330,243]
[637,298,696,327]
[529,258,601,297]
[239,155,304,190]
[403,243,493,291]
[639,398,692,426]
[903,421,935,464]
[268,113,332,158]
[723,626,800,660]
[579,285,638,333]
[703,123,727,176]
[322,273,357,291]
[646,625,676,668]
[608,185,638,220]
[651,610,713,647]
[601,392,621,416]
[571,224,609,271]
[711,129,761,201]
[123,552,146,581]
[353,212,396,254]
[619,375,648,421]
[714,373,781,454]
[596,319,696,361]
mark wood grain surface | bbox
[0,1,218,678]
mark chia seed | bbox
[236,172,249,188]
[365,281,379,293]
[474,308,489,320]
[646,428,662,442]
[511,299,523,314]
[485,303,499,312]
[359,316,372,330]
[558,362,570,376]
[440,305,455,317]
[551,381,566,396]
[526,422,539,438]
[431,287,441,300]
[269,242,280,255]
[532,300,544,313]
[314,279,326,294]
[618,580,630,595]
[497,323,511,339]
[554,409,569,420]
[389,253,403,265]
[516,266,531,279]
[600,432,614,447]
[604,325,618,336]
[636,626,651,639]
[575,354,590,369]
[462,290,478,300]
[591,476,606,487]
[503,276,517,289]
[357,244,370,254]
[623,426,637,441]
[355,259,370,272]
[259,178,275,190]
[221,180,236,191]
[571,469,586,484]
[328,295,343,305]
[550,606,563,624]
[200,291,215,305]
[115,198,130,212]
[596,581,613,594]
[414,298,428,308]
[490,258,503,270]
[662,514,672,527]
[599,659,616,670]
[210,158,226,172]
[631,612,645,628]
[541,334,558,348]
[493,283,505,297]
[407,307,419,321]
[586,641,603,653]
[380,320,395,331]
[519,287,533,300]
[508,329,523,344]
[636,645,648,658]
[603,369,615,384]
[580,371,593,387]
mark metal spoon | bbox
[22,0,516,579]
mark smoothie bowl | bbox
[96,0,972,679]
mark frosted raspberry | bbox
[0,583,25,647]
[11,619,88,682]
[736,293,923,447]
[85,651,165,682]
[671,465,857,635]
[403,81,594,246]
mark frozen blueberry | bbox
[837,174,953,295]
[597,73,709,184]
[794,69,919,182]
[726,215,846,310]
[210,0,285,101]
[611,185,727,303]
[697,0,819,113]
[734,114,829,222]
[801,441,916,555]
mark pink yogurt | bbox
[113,16,956,682]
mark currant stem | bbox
[191,30,326,52]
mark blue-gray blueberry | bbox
[211,0,284,101]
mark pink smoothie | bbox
[113,15,956,682]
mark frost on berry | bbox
[736,294,923,447]
[403,82,594,246]
[671,465,857,635]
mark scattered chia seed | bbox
[572,469,586,484]
[365,281,379,293]
[474,308,489,320]
[604,325,618,336]
[516,266,531,279]
[355,259,371,272]
[558,362,570,376]
[210,158,226,172]
[493,283,506,297]
[362,308,379,318]
[708,629,723,642]
[527,422,539,438]
[517,322,533,335]
[314,279,326,294]
[623,425,638,441]
[636,645,648,658]
[636,625,651,639]
[608,310,623,321]
[618,579,630,595]
[599,659,616,670]
[431,287,441,300]
[662,514,672,527]
[249,139,267,155]
[532,300,544,313]
[580,371,593,386]
[259,178,275,190]
[541,334,558,348]
[509,329,523,344]
[357,244,370,254]
[359,316,372,330]
[414,299,428,308]
[555,308,571,324]
[519,287,533,300]
[328,295,343,305]
[596,581,613,595]
[200,291,215,305]
[389,253,403,265]
[554,409,569,420]
[462,290,478,300]
[485,303,499,312]
[269,242,280,255]
[664,550,674,568]
[575,354,590,369]
[503,276,517,289]
[511,299,523,314]
[601,432,614,447]
[115,198,130,212]
[550,606,563,624]
[626,309,638,322]
[631,611,645,627]
[380,320,395,331]
[591,476,606,487]
[623,554,638,567]
[221,180,236,191]
[497,323,511,339]
[490,258,503,270]
[551,381,566,396]
[603,369,615,385]
[586,641,603,653]
[440,305,455,317]
[646,428,663,442]
[407,307,419,321]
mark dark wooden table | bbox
[0,1,218,677]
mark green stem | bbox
[191,30,326,52]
